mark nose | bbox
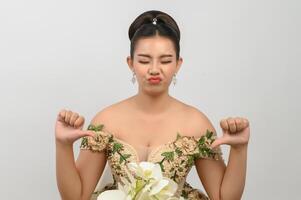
[149,69,159,75]
[148,63,161,75]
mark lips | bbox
[148,77,162,81]
[148,77,162,84]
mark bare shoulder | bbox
[182,104,217,137]
[88,98,130,133]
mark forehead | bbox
[134,36,175,57]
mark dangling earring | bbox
[131,71,136,84]
[172,73,177,86]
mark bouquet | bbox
[97,162,185,200]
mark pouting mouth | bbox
[148,77,162,81]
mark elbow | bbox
[60,193,83,200]
[221,197,241,200]
[220,184,243,200]
[220,189,243,200]
[220,193,242,200]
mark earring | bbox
[172,74,177,86]
[131,72,136,84]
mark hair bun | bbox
[128,10,181,60]
[128,10,180,41]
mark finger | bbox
[74,116,85,128]
[235,118,243,132]
[243,118,249,127]
[65,110,72,124]
[220,119,229,131]
[228,117,237,133]
[211,138,224,149]
[57,109,67,121]
[70,112,79,126]
[77,130,95,138]
[60,109,67,117]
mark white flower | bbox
[97,189,128,200]
[127,162,162,180]
[97,162,185,200]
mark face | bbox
[127,35,183,94]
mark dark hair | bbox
[128,10,181,60]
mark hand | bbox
[211,117,250,149]
[55,109,95,146]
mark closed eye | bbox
[139,61,172,64]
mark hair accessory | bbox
[152,17,157,25]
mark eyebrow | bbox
[137,54,173,58]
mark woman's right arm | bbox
[55,109,107,200]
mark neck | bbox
[131,91,174,115]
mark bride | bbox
[55,10,250,200]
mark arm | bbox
[55,110,108,200]
[193,111,249,200]
[220,144,248,200]
[56,141,83,200]
[56,140,107,200]
[195,145,248,200]
[75,145,107,200]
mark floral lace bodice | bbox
[80,124,223,200]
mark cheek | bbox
[135,68,148,80]
[163,64,176,76]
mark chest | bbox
[100,107,201,163]
[112,113,195,147]
[105,132,203,184]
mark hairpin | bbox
[152,17,157,25]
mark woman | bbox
[55,10,250,200]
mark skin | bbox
[55,33,250,200]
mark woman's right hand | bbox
[55,109,95,146]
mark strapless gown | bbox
[80,124,223,200]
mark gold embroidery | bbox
[79,124,223,200]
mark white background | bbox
[0,0,300,199]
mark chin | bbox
[142,87,167,96]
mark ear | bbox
[126,56,134,72]
[175,57,183,74]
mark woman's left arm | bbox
[195,116,250,200]
[219,143,248,200]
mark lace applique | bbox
[194,129,223,160]
[107,139,133,178]
[79,124,112,152]
[79,124,224,200]
[154,130,223,183]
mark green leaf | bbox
[87,123,104,131]
[198,136,205,145]
[161,151,174,161]
[80,137,88,147]
[113,143,123,153]
[176,132,182,140]
[123,154,131,159]
[187,155,194,166]
[206,129,213,138]
[175,148,182,156]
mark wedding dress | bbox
[80,124,223,200]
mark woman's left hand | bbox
[211,117,250,149]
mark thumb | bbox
[211,137,224,149]
[76,130,95,138]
